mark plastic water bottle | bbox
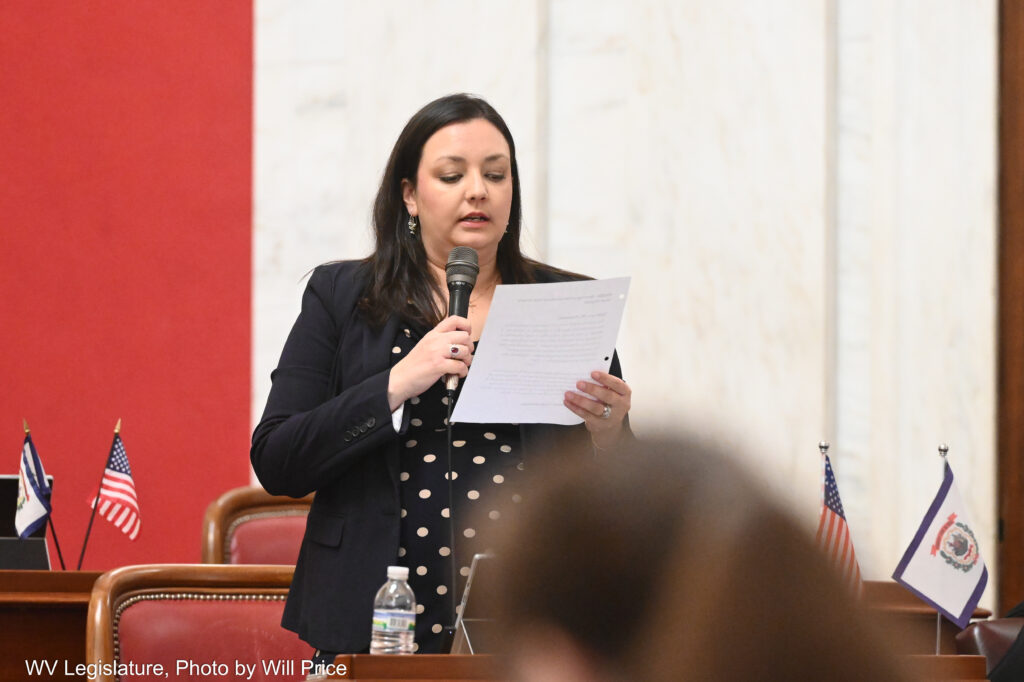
[370,565,416,654]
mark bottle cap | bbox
[387,565,409,580]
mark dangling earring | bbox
[408,215,419,238]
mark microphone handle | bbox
[448,282,472,318]
[445,282,473,391]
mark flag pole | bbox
[817,440,829,542]
[23,419,66,570]
[935,442,949,656]
[47,518,66,571]
[77,419,121,570]
[816,440,834,544]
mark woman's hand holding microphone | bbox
[387,316,473,412]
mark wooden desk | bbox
[320,654,497,681]
[902,655,987,681]
[863,580,992,654]
[316,653,985,682]
[0,571,102,681]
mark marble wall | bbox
[254,0,997,601]
[832,0,997,585]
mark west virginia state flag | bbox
[15,433,52,538]
[892,462,987,628]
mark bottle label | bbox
[372,609,415,633]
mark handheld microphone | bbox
[444,247,479,392]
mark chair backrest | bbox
[202,486,313,564]
[86,564,313,682]
[956,618,1024,680]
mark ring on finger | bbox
[600,404,612,419]
[449,345,459,358]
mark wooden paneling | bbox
[0,571,101,682]
[999,0,1024,617]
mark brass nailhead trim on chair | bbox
[224,510,308,560]
[112,592,287,677]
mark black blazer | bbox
[251,260,626,652]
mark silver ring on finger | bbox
[449,345,460,358]
[601,404,612,419]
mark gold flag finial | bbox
[114,418,122,434]
[22,418,29,434]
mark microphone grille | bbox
[446,246,480,280]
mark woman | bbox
[250,93,632,657]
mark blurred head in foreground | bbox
[489,436,908,682]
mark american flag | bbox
[88,434,140,540]
[816,453,861,592]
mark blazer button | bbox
[367,417,376,428]
[358,424,368,434]
[344,434,352,443]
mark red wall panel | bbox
[0,2,252,568]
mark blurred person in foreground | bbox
[488,436,910,682]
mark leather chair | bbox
[956,618,1024,681]
[86,564,313,682]
[201,486,313,564]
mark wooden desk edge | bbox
[320,655,498,680]
[901,654,987,677]
[0,594,92,605]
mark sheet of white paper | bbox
[450,277,630,425]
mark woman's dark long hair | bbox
[358,93,539,329]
